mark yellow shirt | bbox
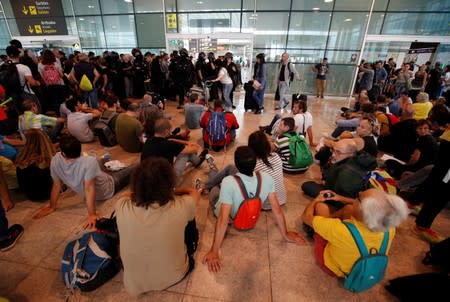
[116,196,195,295]
[412,101,433,120]
[313,216,396,277]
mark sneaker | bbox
[412,225,444,244]
[0,224,24,252]
[194,149,209,168]
[232,105,236,109]
[205,154,218,172]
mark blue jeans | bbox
[253,82,266,108]
[0,205,8,240]
[205,164,238,208]
[278,81,289,108]
[204,164,238,190]
[222,83,233,110]
[174,153,201,183]
[82,88,99,109]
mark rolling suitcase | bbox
[244,81,258,111]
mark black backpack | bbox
[422,237,450,272]
[0,62,22,97]
[94,111,118,147]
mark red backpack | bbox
[232,172,262,231]
[42,64,61,86]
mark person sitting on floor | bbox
[141,117,208,184]
[316,116,379,165]
[274,117,310,173]
[203,146,305,273]
[260,99,315,146]
[33,135,137,229]
[116,157,200,296]
[115,102,144,153]
[302,138,377,199]
[200,99,239,151]
[184,93,205,129]
[385,119,438,179]
[15,129,55,201]
[18,99,64,142]
[301,188,408,282]
[66,97,101,143]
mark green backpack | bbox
[283,132,313,168]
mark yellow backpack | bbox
[79,74,93,92]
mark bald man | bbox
[301,138,377,199]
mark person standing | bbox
[253,53,268,114]
[312,58,329,98]
[275,52,300,110]
[211,60,234,111]
[170,48,195,109]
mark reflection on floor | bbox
[1,92,449,302]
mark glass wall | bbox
[0,0,449,95]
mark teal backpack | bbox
[283,132,313,168]
[343,221,389,293]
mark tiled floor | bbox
[1,91,449,302]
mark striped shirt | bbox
[18,111,57,139]
[255,153,286,209]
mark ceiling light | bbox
[344,18,352,22]
[88,5,94,8]
[324,0,333,3]
[312,7,320,11]
[124,0,132,3]
[196,1,203,4]
[79,18,85,21]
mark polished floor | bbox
[1,91,449,302]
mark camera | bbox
[323,192,334,199]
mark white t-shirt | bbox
[218,67,233,85]
[50,152,114,200]
[16,63,34,94]
[67,112,94,143]
[293,112,313,135]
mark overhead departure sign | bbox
[11,0,68,36]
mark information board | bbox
[11,0,68,36]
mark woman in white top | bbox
[248,130,286,209]
[212,60,233,111]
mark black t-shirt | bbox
[141,136,185,164]
[362,136,378,158]
[415,135,438,168]
[279,64,286,82]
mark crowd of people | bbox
[0,39,449,297]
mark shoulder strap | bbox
[343,221,389,256]
[301,114,306,135]
[232,172,262,200]
[283,132,293,139]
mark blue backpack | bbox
[61,231,120,292]
[207,111,227,143]
[343,221,389,293]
